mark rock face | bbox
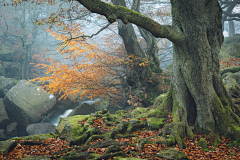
[4,80,56,129]
[67,103,97,117]
[0,98,10,129]
[26,123,56,135]
[0,76,17,98]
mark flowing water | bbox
[51,98,101,126]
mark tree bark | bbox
[76,0,240,147]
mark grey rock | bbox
[0,129,7,141]
[67,103,97,117]
[26,123,56,135]
[4,80,56,129]
[158,148,189,160]
[6,122,18,137]
[0,76,17,98]
[0,98,10,129]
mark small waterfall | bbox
[51,98,101,126]
[52,109,73,126]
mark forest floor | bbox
[1,115,240,160]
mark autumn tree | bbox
[70,0,240,147]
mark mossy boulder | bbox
[146,117,165,130]
[157,148,189,160]
[7,132,58,141]
[223,71,240,98]
[55,115,90,141]
[153,93,167,109]
[91,99,110,111]
[131,107,157,118]
[198,138,208,150]
[0,140,16,154]
[226,43,240,58]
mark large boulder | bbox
[67,103,97,117]
[26,123,56,135]
[0,76,17,98]
[0,98,10,129]
[4,80,56,129]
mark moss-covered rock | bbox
[91,99,110,111]
[7,132,58,141]
[198,138,208,150]
[153,93,167,109]
[157,148,189,160]
[55,115,90,141]
[146,117,165,130]
[226,43,240,58]
[223,72,240,98]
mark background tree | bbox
[75,0,240,147]
[0,0,51,79]
[219,0,240,36]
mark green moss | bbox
[146,117,166,129]
[8,133,57,141]
[198,138,208,149]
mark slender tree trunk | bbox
[158,0,240,147]
[112,0,163,107]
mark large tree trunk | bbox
[158,0,240,146]
[76,0,240,148]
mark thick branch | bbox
[76,0,185,46]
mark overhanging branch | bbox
[76,0,185,46]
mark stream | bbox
[51,98,101,126]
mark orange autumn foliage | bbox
[29,23,133,101]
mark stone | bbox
[67,103,97,117]
[157,148,189,160]
[0,98,10,129]
[6,122,18,137]
[0,129,7,141]
[153,93,167,109]
[4,80,56,130]
[26,123,56,135]
[55,115,90,141]
[0,76,17,98]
